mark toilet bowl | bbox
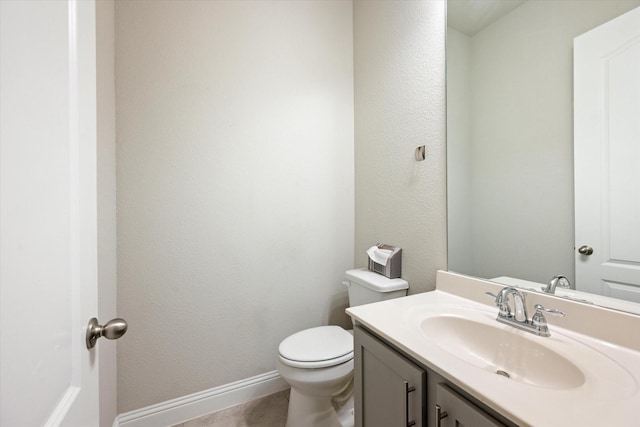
[277,326,354,427]
[277,269,409,427]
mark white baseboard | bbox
[114,371,289,427]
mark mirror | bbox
[446,0,640,312]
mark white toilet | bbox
[276,268,409,427]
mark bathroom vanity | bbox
[347,271,640,427]
[354,325,513,427]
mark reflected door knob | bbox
[578,245,594,255]
[86,317,128,349]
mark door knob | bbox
[86,317,128,349]
[578,245,593,255]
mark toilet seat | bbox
[279,326,354,369]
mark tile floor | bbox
[172,390,290,427]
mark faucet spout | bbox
[544,275,571,294]
[495,287,528,322]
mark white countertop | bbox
[346,271,640,427]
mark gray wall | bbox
[96,1,117,425]
[445,27,472,275]
[354,0,447,294]
[115,0,448,413]
[116,1,354,411]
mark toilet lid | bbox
[279,326,353,369]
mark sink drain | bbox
[496,370,511,378]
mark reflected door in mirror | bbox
[574,6,640,303]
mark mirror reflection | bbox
[446,0,640,311]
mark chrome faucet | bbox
[487,287,565,337]
[494,286,528,322]
[543,275,571,294]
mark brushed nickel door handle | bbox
[578,245,593,255]
[86,317,128,349]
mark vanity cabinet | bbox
[434,383,506,427]
[354,324,426,427]
[354,326,512,427]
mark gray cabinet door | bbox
[435,384,505,427]
[354,326,426,427]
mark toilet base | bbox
[285,387,354,427]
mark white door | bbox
[574,6,640,303]
[1,1,100,425]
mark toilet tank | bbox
[344,268,408,307]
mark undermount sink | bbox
[420,314,585,389]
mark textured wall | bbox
[353,0,447,294]
[116,1,354,412]
[96,1,117,425]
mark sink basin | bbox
[409,304,637,399]
[421,314,585,389]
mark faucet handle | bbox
[534,304,565,317]
[531,304,565,337]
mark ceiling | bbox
[447,0,527,36]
